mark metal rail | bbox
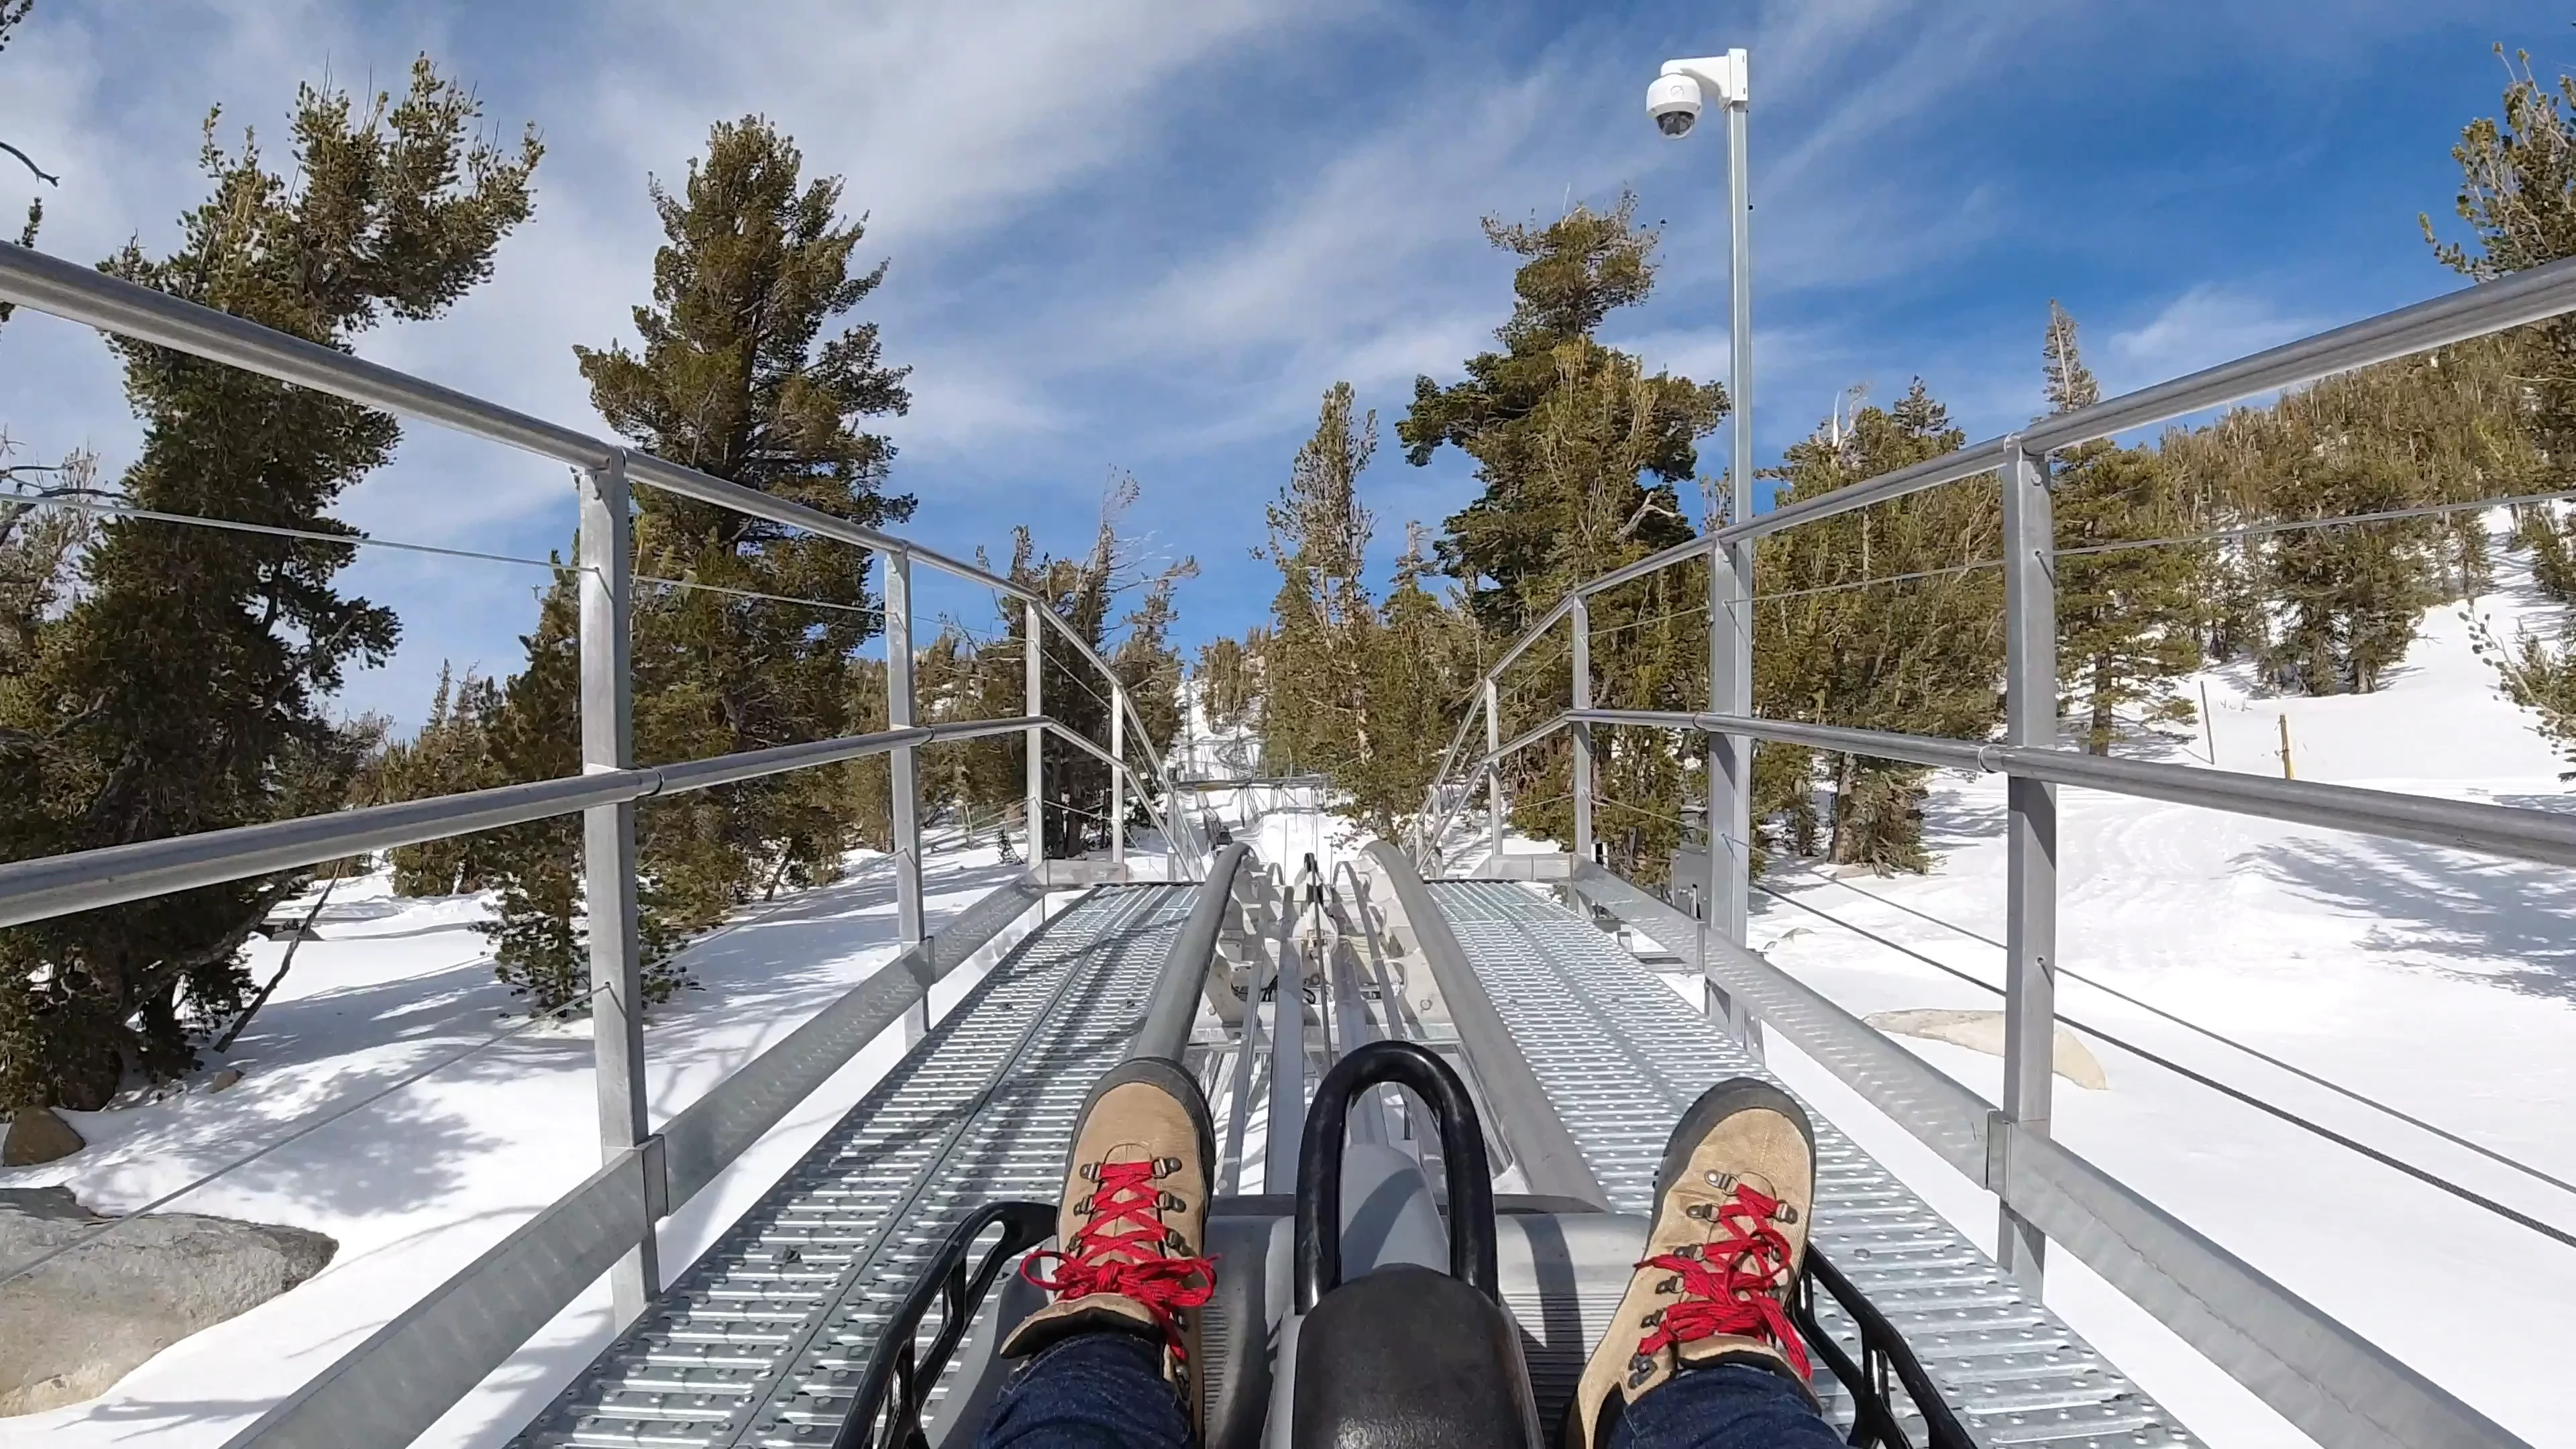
[1129,842,1252,1061]
[1360,843,1607,1206]
[0,717,1045,930]
[0,241,1181,780]
[1409,231,2576,1449]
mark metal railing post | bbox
[1110,684,1128,868]
[883,549,927,1042]
[1570,599,1594,863]
[1024,599,1044,869]
[1707,68,1761,1053]
[1999,439,2059,1291]
[1483,678,1503,862]
[577,449,657,1324]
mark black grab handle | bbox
[1294,1040,1498,1312]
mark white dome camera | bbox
[1647,72,1703,138]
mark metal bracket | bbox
[640,1132,671,1222]
[1983,1110,2011,1194]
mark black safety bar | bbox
[1295,1039,1499,1310]
[831,1199,1055,1449]
[1793,1245,1976,1449]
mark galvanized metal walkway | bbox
[513,883,1193,1449]
[1426,879,2195,1449]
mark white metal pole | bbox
[883,549,927,1041]
[577,450,657,1325]
[1111,682,1128,869]
[1025,600,1044,872]
[1706,50,1759,1052]
[2000,440,2059,1292]
[1483,678,1503,864]
[1571,600,1594,863]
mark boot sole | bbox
[1652,1076,1817,1211]
[1079,1055,1218,1197]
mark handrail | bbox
[1423,251,2576,769]
[0,239,1185,800]
[0,716,1043,930]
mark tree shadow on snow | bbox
[2247,835,2576,1003]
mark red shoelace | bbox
[1023,1158,1216,1365]
[1633,1181,1811,1381]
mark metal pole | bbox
[1024,599,1044,870]
[1570,599,1594,863]
[577,450,656,1326]
[883,549,927,1042]
[1112,683,1128,869]
[1706,58,1758,1050]
[1999,439,2059,1292]
[1483,678,1503,863]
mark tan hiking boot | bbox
[1565,1077,1819,1449]
[1000,1057,1218,1429]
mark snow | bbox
[0,830,1104,1448]
[10,540,2575,1446]
[1619,545,2576,1447]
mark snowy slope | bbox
[0,830,1118,1448]
[1638,551,2576,1446]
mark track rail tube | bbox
[1360,843,1607,1207]
[1129,843,1250,1061]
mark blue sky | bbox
[0,0,2557,729]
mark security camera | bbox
[1647,72,1702,138]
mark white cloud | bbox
[2104,284,2328,396]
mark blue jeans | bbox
[975,1331,1841,1449]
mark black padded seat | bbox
[1291,1264,1543,1449]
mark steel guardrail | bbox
[0,717,1045,929]
[0,239,1191,845]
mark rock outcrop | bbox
[0,1110,83,1168]
[0,1187,336,1415]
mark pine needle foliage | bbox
[478,116,908,1012]
[2041,303,2206,753]
[0,58,539,1108]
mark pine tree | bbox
[1196,635,1263,733]
[0,60,539,1108]
[1401,195,1723,635]
[1259,383,1379,780]
[1754,381,2001,870]
[2040,303,2206,753]
[480,116,910,1005]
[379,661,508,895]
[1402,196,1725,879]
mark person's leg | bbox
[977,1329,1193,1449]
[1566,1077,1840,1449]
[978,1057,1218,1449]
[1600,1360,1844,1449]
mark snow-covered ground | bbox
[11,543,2575,1446]
[1472,543,2576,1447]
[0,826,1149,1447]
